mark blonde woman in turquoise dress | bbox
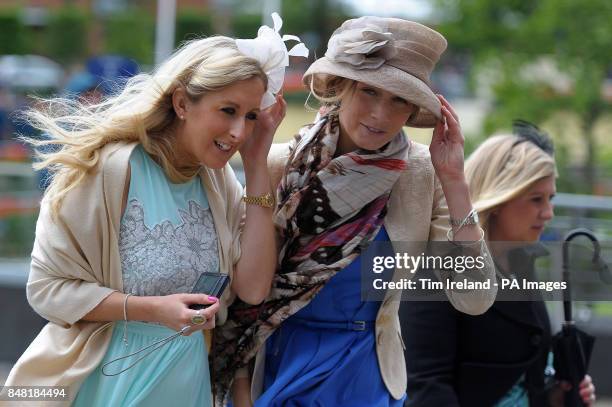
[5,17,308,406]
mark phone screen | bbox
[189,273,230,310]
[192,273,223,295]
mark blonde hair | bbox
[24,36,267,216]
[306,73,355,110]
[466,134,557,232]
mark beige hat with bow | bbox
[303,17,448,128]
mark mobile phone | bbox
[189,272,230,310]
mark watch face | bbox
[265,194,274,207]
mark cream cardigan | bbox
[3,142,244,406]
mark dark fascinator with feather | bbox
[512,119,554,156]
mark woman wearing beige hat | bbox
[212,17,497,406]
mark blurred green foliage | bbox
[231,0,351,56]
[436,0,612,193]
[175,10,213,46]
[0,214,36,257]
[47,7,88,63]
[1,2,352,66]
[282,0,351,56]
[231,13,261,39]
[0,9,26,54]
[105,11,154,64]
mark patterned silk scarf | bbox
[212,111,409,405]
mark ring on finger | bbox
[190,310,207,325]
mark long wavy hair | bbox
[23,36,267,216]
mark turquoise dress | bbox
[73,145,218,407]
[255,227,406,407]
[494,380,529,407]
[493,352,556,407]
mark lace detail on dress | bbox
[120,199,219,297]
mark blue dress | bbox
[255,227,406,407]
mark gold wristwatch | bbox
[242,192,275,208]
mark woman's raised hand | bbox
[239,93,287,168]
[429,94,466,185]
